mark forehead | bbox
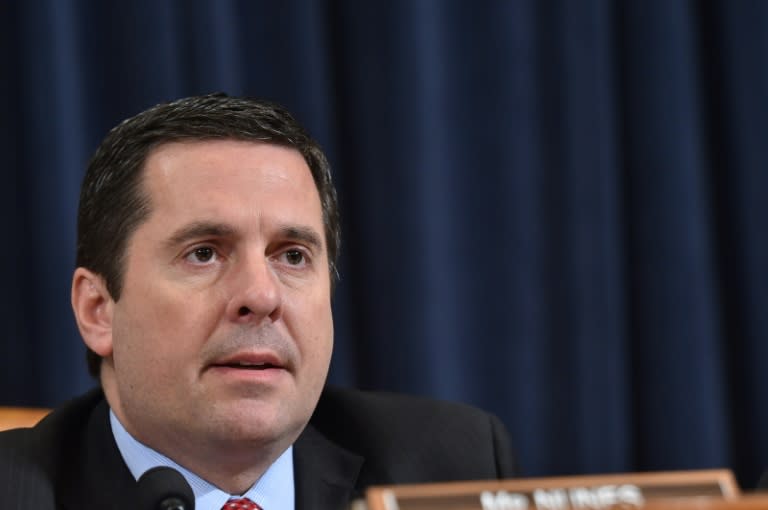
[138,139,324,232]
[143,139,312,184]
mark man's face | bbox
[99,140,333,459]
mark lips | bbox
[220,360,277,370]
[209,351,287,372]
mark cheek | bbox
[295,295,334,365]
[112,288,217,368]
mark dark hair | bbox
[78,93,340,377]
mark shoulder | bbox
[2,388,105,446]
[314,385,502,431]
[0,426,57,505]
[0,389,106,499]
[310,386,517,483]
[0,387,105,458]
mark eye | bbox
[284,249,305,266]
[185,246,218,264]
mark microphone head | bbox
[137,466,195,510]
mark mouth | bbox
[207,351,289,375]
[216,361,280,370]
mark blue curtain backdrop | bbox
[2,0,767,489]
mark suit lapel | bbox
[293,423,364,510]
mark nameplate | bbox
[365,469,739,510]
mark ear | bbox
[71,267,115,357]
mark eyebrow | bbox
[277,225,324,251]
[164,221,324,251]
[165,222,237,248]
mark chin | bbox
[210,407,303,444]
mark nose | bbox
[225,252,283,325]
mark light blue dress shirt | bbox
[110,411,295,510]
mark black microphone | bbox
[137,466,195,510]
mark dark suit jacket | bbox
[0,386,516,509]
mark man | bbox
[0,94,515,509]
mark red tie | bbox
[221,498,261,510]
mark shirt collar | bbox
[110,410,295,510]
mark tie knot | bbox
[222,497,261,510]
